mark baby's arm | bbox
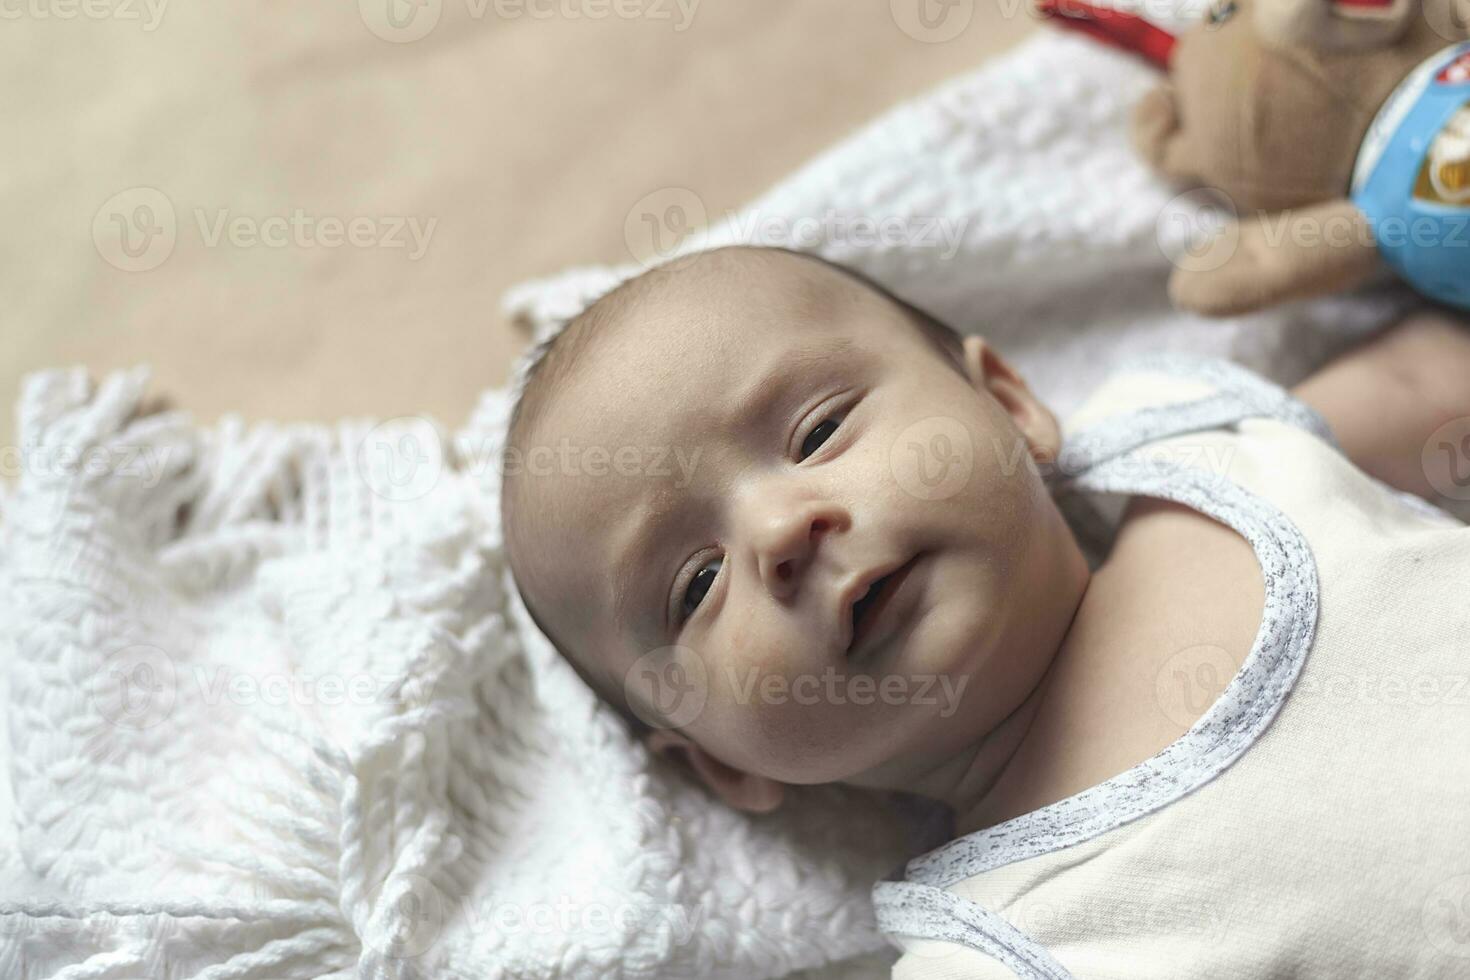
[1291,311,1470,505]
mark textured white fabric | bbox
[890,365,1470,979]
[0,6,1432,977]
[0,368,933,979]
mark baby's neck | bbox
[886,522,1091,836]
[943,652,1064,838]
[948,495,1266,837]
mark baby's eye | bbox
[1206,0,1237,26]
[799,418,841,461]
[681,556,723,621]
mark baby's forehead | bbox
[554,253,879,432]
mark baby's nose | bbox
[745,492,849,601]
[756,514,833,598]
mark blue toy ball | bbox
[1352,43,1470,312]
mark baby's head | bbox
[501,246,1088,813]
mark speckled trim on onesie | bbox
[871,354,1325,978]
[873,879,1075,979]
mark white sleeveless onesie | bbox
[874,354,1470,979]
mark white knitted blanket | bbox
[0,14,1414,980]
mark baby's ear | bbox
[645,729,785,813]
[961,336,1061,467]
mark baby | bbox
[500,245,1470,977]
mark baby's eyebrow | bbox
[711,336,857,432]
[611,486,679,640]
[609,336,858,639]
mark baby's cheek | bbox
[720,607,814,675]
[883,413,982,506]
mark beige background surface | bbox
[0,1,1036,445]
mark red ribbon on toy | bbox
[1036,0,1178,69]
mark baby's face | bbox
[509,250,1084,788]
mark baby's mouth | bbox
[849,575,890,646]
[846,555,921,659]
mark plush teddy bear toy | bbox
[1040,0,1470,316]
